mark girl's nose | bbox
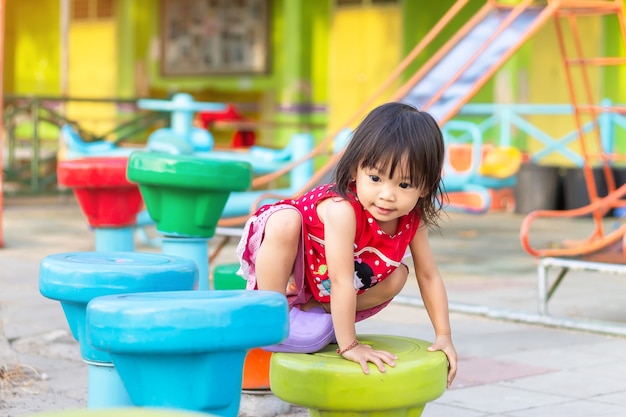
[379,184,396,201]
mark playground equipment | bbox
[270,335,448,417]
[519,0,626,259]
[212,263,275,392]
[39,252,198,408]
[86,290,288,416]
[137,93,221,153]
[502,0,626,336]
[41,150,290,415]
[441,120,522,213]
[196,103,256,148]
[57,157,143,251]
[126,151,253,290]
[61,93,310,176]
[60,93,315,227]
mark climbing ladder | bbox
[517,0,626,322]
[520,0,626,259]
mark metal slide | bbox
[391,4,551,212]
[399,8,542,122]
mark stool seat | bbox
[57,157,143,227]
[270,335,448,416]
[86,290,288,416]
[39,252,198,304]
[127,151,252,238]
[87,290,288,352]
[39,251,198,362]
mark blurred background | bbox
[3,0,626,220]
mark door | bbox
[328,0,402,131]
[66,0,117,136]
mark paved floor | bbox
[1,195,626,417]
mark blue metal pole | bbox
[94,227,135,252]
[85,360,133,408]
[599,98,614,156]
[162,237,209,290]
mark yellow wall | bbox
[66,20,118,135]
[328,5,402,131]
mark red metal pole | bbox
[0,0,6,248]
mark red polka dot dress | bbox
[253,183,421,303]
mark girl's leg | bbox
[255,209,335,353]
[355,264,408,311]
[254,208,302,295]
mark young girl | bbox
[237,102,457,387]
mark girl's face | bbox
[354,161,425,228]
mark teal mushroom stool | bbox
[127,151,252,290]
[39,252,198,408]
[270,335,449,417]
[87,290,288,417]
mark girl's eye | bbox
[399,182,412,189]
[369,175,381,182]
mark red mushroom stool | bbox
[57,157,143,251]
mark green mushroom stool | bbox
[270,335,448,417]
[127,151,252,290]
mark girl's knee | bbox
[383,265,409,297]
[264,209,302,243]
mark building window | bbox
[71,0,115,21]
[160,0,270,76]
[336,0,398,6]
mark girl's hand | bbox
[341,343,397,374]
[427,335,457,388]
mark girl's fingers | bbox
[344,345,397,374]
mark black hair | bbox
[332,102,446,227]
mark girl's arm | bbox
[320,199,396,374]
[409,224,458,387]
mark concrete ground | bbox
[1,194,626,417]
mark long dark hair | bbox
[332,102,446,227]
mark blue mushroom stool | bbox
[86,290,288,417]
[39,251,198,408]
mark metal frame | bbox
[537,257,626,316]
[521,0,626,258]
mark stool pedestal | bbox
[270,335,448,417]
[86,290,288,417]
[85,360,132,408]
[57,157,143,251]
[162,237,208,291]
[39,251,198,408]
[213,262,272,391]
[127,151,252,290]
